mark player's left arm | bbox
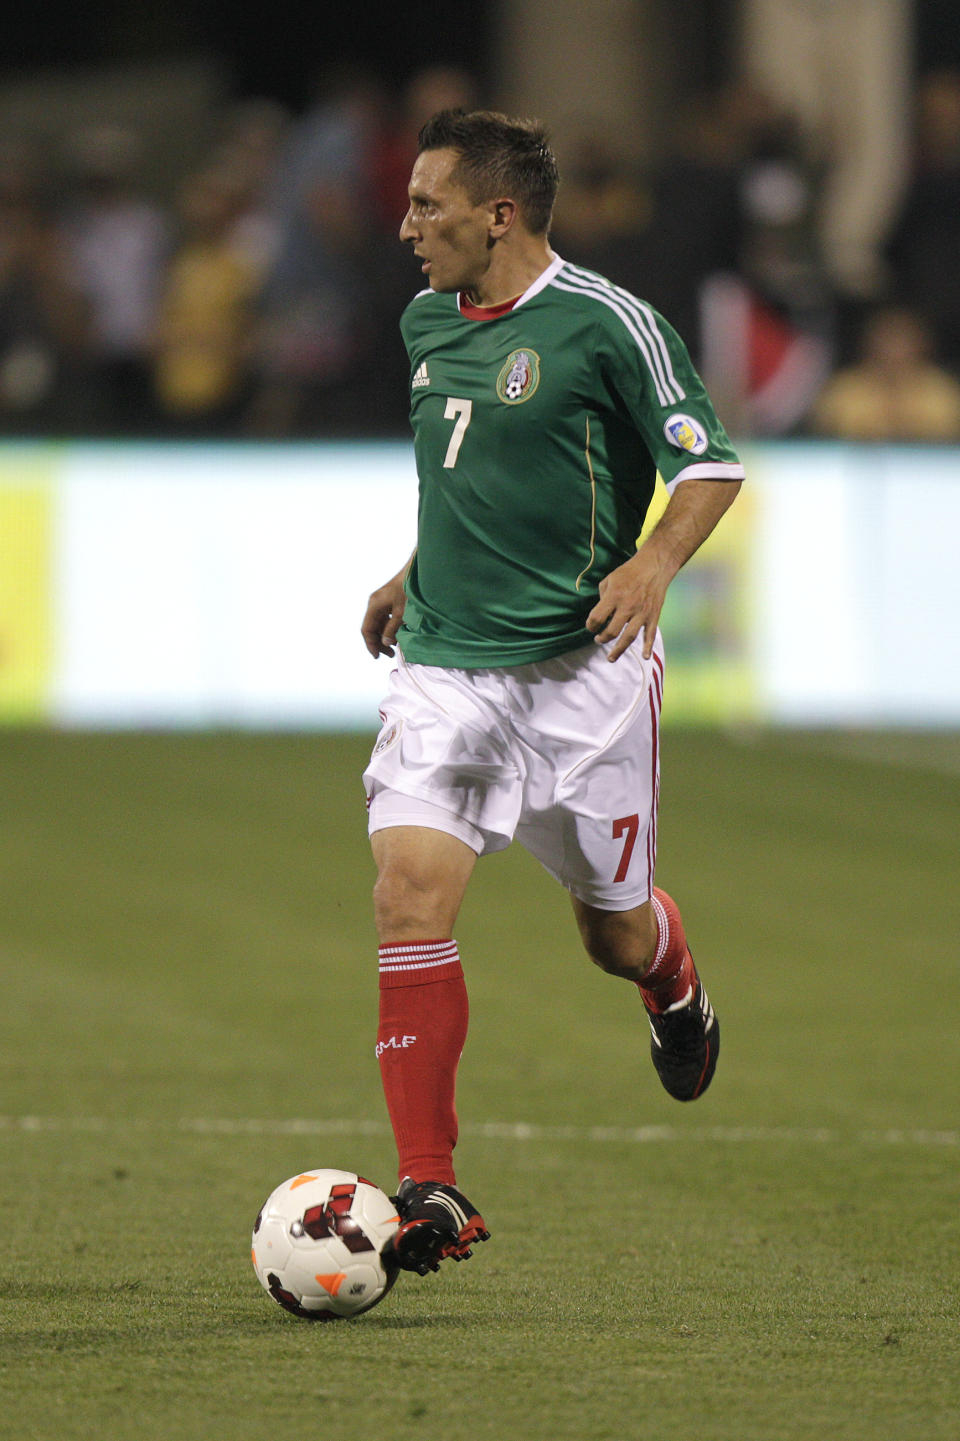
[586,477,741,662]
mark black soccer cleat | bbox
[381,1178,490,1276]
[645,976,719,1101]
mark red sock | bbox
[637,888,696,1013]
[377,939,468,1186]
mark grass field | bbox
[1,728,958,1441]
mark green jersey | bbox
[398,254,743,668]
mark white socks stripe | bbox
[379,939,460,975]
[651,894,669,969]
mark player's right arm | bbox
[361,552,416,659]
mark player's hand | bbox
[361,571,408,658]
[586,551,671,662]
[588,478,741,660]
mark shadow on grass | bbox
[2,1312,472,1359]
[0,1274,472,1353]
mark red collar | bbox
[458,293,522,321]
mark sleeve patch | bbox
[663,413,709,455]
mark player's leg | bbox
[363,659,522,1271]
[507,638,718,1101]
[371,822,490,1272]
[571,892,718,1101]
[372,821,474,1167]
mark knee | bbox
[371,827,476,942]
[585,936,655,981]
[577,903,658,982]
[373,859,449,940]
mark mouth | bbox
[414,251,431,274]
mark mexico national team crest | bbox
[496,348,541,404]
[664,412,709,455]
[373,720,401,755]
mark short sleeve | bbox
[593,286,745,493]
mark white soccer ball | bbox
[251,1169,401,1320]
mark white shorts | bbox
[363,636,664,911]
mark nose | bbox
[399,208,418,243]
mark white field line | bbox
[0,1115,957,1147]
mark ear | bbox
[488,197,518,239]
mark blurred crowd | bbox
[2,62,960,443]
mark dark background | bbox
[3,3,496,110]
[7,0,956,114]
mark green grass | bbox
[1,729,958,1440]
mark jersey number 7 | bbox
[443,397,473,468]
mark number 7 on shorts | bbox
[612,813,639,883]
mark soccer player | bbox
[361,110,744,1275]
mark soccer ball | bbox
[251,1169,401,1320]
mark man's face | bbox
[399,147,492,294]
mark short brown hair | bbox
[417,108,559,236]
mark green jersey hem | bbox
[398,627,594,670]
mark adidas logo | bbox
[412,362,430,389]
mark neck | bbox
[462,238,555,308]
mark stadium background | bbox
[2,6,959,1441]
[2,0,960,729]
